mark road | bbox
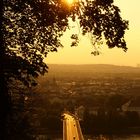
[63,113,84,140]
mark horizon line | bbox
[47,63,138,67]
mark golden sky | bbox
[46,0,140,67]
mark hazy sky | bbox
[46,0,140,67]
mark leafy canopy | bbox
[1,0,128,86]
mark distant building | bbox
[88,107,99,115]
[122,100,131,112]
[89,107,108,116]
[122,98,140,115]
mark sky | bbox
[46,0,140,67]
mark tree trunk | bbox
[0,74,10,139]
[0,1,11,139]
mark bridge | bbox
[62,112,84,140]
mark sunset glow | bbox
[47,0,140,67]
[66,0,74,5]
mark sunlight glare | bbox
[66,0,74,5]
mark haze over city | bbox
[46,0,140,67]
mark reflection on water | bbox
[93,135,110,140]
[36,135,140,140]
[84,135,140,140]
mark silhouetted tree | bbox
[0,0,128,138]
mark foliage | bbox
[78,0,129,50]
[1,0,128,86]
[7,81,35,139]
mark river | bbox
[84,135,140,140]
[36,134,140,140]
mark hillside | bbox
[37,64,140,83]
[47,64,140,74]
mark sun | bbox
[67,0,74,5]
